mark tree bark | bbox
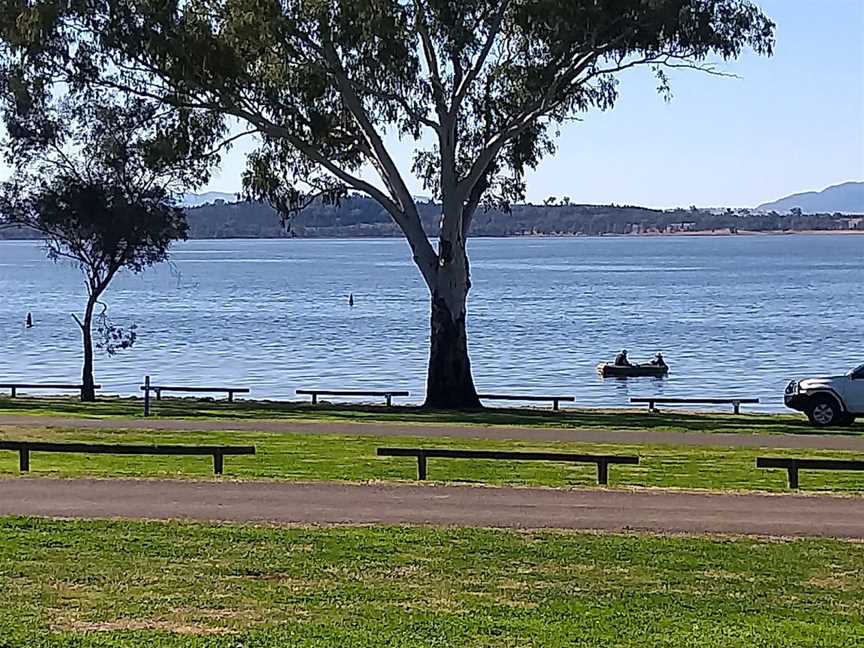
[423,233,481,409]
[80,297,97,402]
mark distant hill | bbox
[179,191,240,207]
[177,196,863,239]
[757,182,864,214]
[3,195,862,240]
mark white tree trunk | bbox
[422,202,481,409]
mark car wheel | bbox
[807,396,842,427]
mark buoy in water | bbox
[25,312,33,328]
[348,293,354,307]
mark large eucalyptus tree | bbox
[0,0,774,408]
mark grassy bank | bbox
[2,425,864,492]
[0,395,837,437]
[1,517,861,647]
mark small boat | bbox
[597,362,669,378]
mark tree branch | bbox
[414,0,448,119]
[320,39,415,209]
[451,1,510,113]
[91,78,393,213]
[318,36,438,284]
[198,128,259,159]
[352,79,440,131]
[93,31,446,284]
[458,42,626,199]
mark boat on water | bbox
[597,362,669,378]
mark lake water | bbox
[0,235,862,411]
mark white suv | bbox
[785,364,864,427]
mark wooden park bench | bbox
[377,447,639,485]
[140,383,250,402]
[0,383,101,398]
[0,440,255,475]
[297,389,409,407]
[756,457,864,489]
[478,393,575,411]
[139,377,251,416]
[631,396,760,415]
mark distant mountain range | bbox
[757,182,864,214]
[166,196,861,239]
[4,190,861,241]
[181,183,864,216]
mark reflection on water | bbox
[1,235,862,411]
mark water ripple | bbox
[1,235,862,411]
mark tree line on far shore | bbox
[191,199,864,238]
[3,198,860,241]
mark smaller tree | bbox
[0,92,219,400]
[1,177,187,400]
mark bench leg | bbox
[311,394,318,405]
[416,454,427,480]
[155,389,161,401]
[597,460,609,486]
[553,399,559,411]
[385,395,392,407]
[143,376,151,417]
[787,466,799,490]
[228,391,234,403]
[10,387,16,398]
[213,453,224,475]
[19,448,29,472]
[733,401,741,415]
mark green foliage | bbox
[1,176,188,275]
[0,0,775,223]
[0,51,209,284]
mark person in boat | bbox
[25,312,33,328]
[614,349,632,367]
[651,352,666,368]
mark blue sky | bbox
[203,0,863,209]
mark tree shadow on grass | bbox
[1,396,856,437]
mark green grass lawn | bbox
[2,425,864,492]
[1,395,849,438]
[0,517,861,647]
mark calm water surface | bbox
[1,235,862,411]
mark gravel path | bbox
[1,414,863,450]
[3,478,864,538]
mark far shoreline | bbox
[2,229,863,243]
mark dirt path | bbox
[2,478,863,538]
[1,414,864,451]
